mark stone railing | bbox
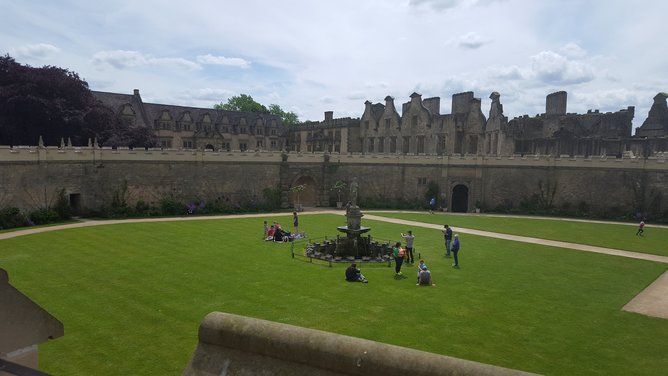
[183,311,538,376]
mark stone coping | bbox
[184,311,538,376]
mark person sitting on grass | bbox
[416,260,434,286]
[265,224,276,241]
[345,263,368,283]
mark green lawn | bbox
[369,211,668,257]
[1,213,667,375]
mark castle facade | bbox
[92,89,668,159]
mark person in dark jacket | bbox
[345,263,368,283]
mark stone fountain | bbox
[304,181,393,262]
[334,203,371,258]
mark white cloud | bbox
[408,0,462,11]
[571,89,639,112]
[176,88,236,103]
[13,43,60,59]
[1,1,666,128]
[530,50,594,85]
[455,32,490,49]
[347,92,367,100]
[559,42,587,59]
[91,50,201,70]
[487,65,525,80]
[196,54,251,69]
[475,0,509,5]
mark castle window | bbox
[223,142,231,151]
[240,127,247,134]
[378,137,385,153]
[390,137,397,153]
[437,136,446,155]
[183,140,193,149]
[417,136,425,154]
[271,128,277,136]
[412,115,418,127]
[367,138,374,153]
[256,140,263,148]
[365,120,369,130]
[385,118,391,130]
[239,142,248,151]
[402,136,410,154]
[184,123,191,131]
[417,177,427,185]
[270,140,277,148]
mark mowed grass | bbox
[369,211,668,257]
[1,213,667,375]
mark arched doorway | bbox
[292,176,318,208]
[451,184,469,213]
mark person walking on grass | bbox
[293,211,299,234]
[451,234,461,268]
[393,242,405,275]
[636,220,645,236]
[443,224,453,257]
[401,230,415,264]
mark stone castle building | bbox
[289,90,667,159]
[92,89,668,159]
[93,89,287,152]
[1,87,666,218]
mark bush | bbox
[30,208,60,225]
[54,189,72,220]
[0,207,28,229]
[262,187,282,211]
[135,200,151,216]
[160,198,182,216]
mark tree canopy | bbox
[214,94,299,125]
[0,55,154,148]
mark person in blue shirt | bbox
[451,234,461,268]
[429,196,436,214]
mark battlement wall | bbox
[2,146,666,171]
[1,146,666,216]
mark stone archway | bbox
[292,176,318,208]
[451,184,469,213]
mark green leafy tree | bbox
[268,104,299,126]
[215,94,299,125]
[214,94,268,113]
[290,184,306,208]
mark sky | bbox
[2,0,666,131]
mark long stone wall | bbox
[1,146,666,216]
[0,146,284,212]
